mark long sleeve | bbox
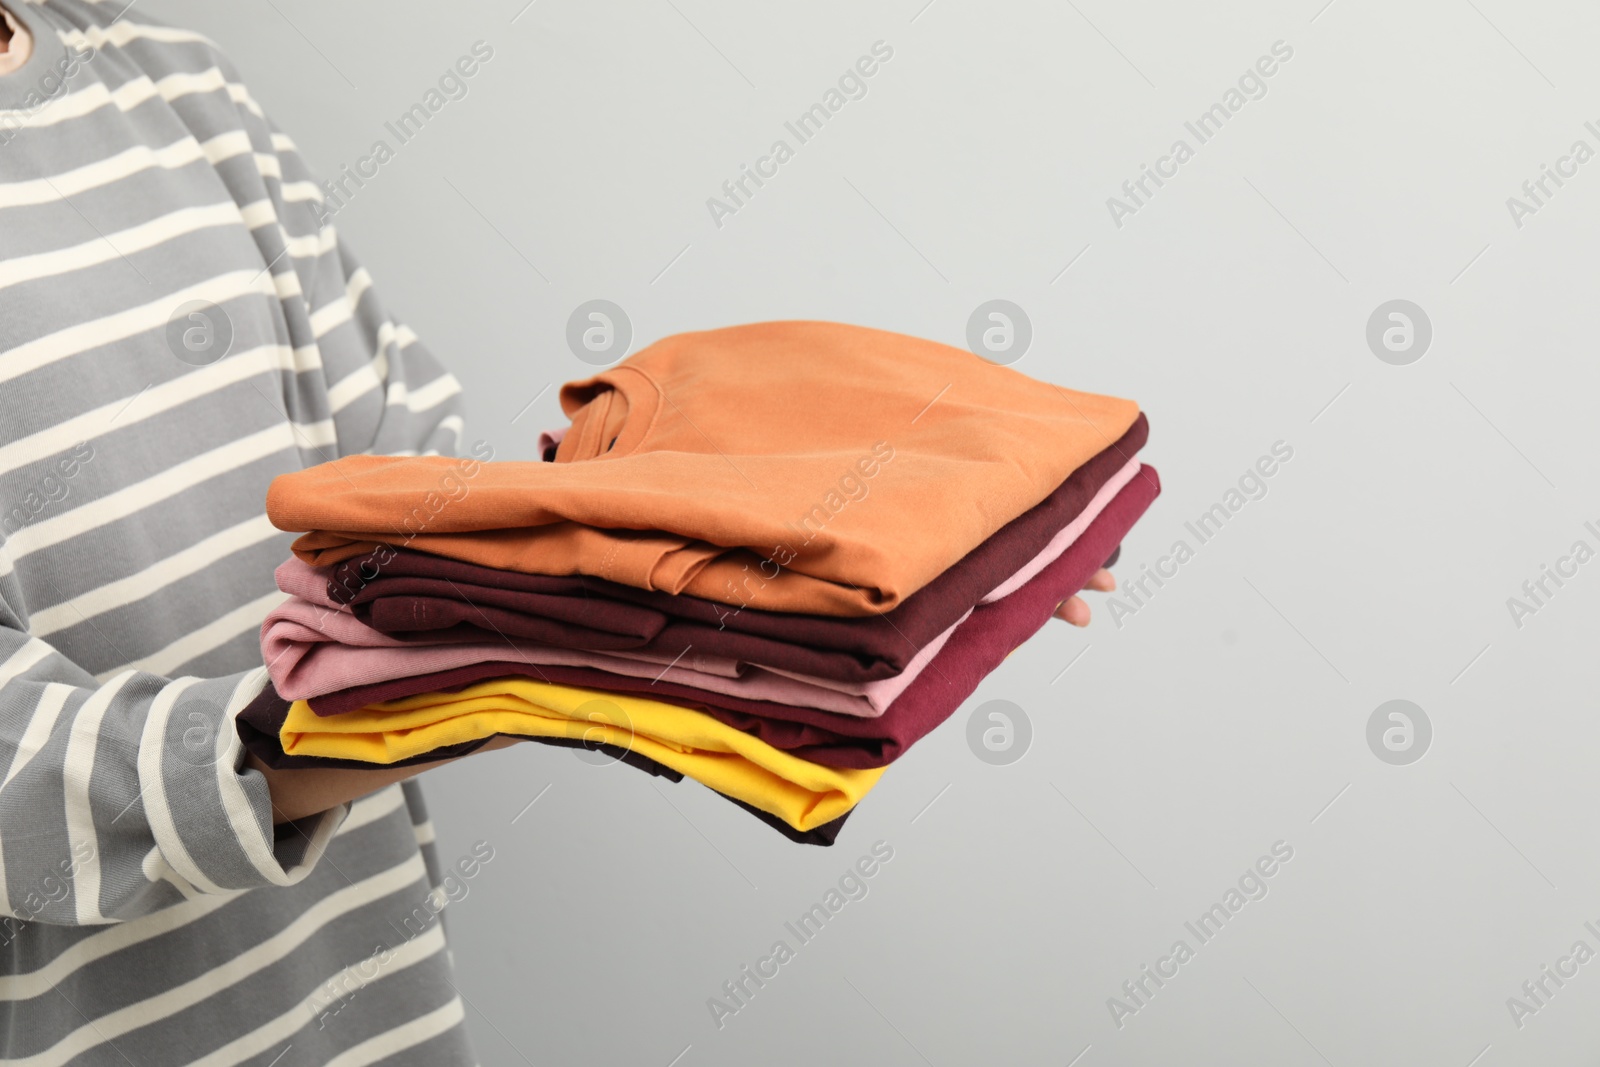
[249,113,466,462]
[0,610,341,929]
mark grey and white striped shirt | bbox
[1,1,480,1061]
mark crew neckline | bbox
[555,366,661,462]
[0,3,74,109]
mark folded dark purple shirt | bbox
[324,414,1149,683]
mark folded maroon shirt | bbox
[302,466,1160,768]
[234,701,850,847]
[323,415,1148,683]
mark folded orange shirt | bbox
[268,321,1140,616]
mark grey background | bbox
[142,0,1600,1063]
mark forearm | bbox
[245,735,523,823]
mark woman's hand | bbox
[1052,568,1115,627]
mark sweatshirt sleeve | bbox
[260,116,467,462]
[0,597,346,928]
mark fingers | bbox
[1052,595,1091,627]
[1052,569,1117,627]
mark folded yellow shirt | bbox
[280,677,885,832]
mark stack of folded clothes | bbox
[239,321,1160,846]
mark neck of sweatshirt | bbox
[554,367,660,462]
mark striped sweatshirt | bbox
[0,1,481,1062]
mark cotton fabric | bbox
[277,678,886,832]
[303,414,1149,682]
[303,467,1160,768]
[268,589,966,719]
[268,454,1140,716]
[232,709,853,846]
[269,322,1142,615]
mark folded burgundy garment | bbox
[321,415,1149,683]
[305,466,1160,768]
[234,694,848,847]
